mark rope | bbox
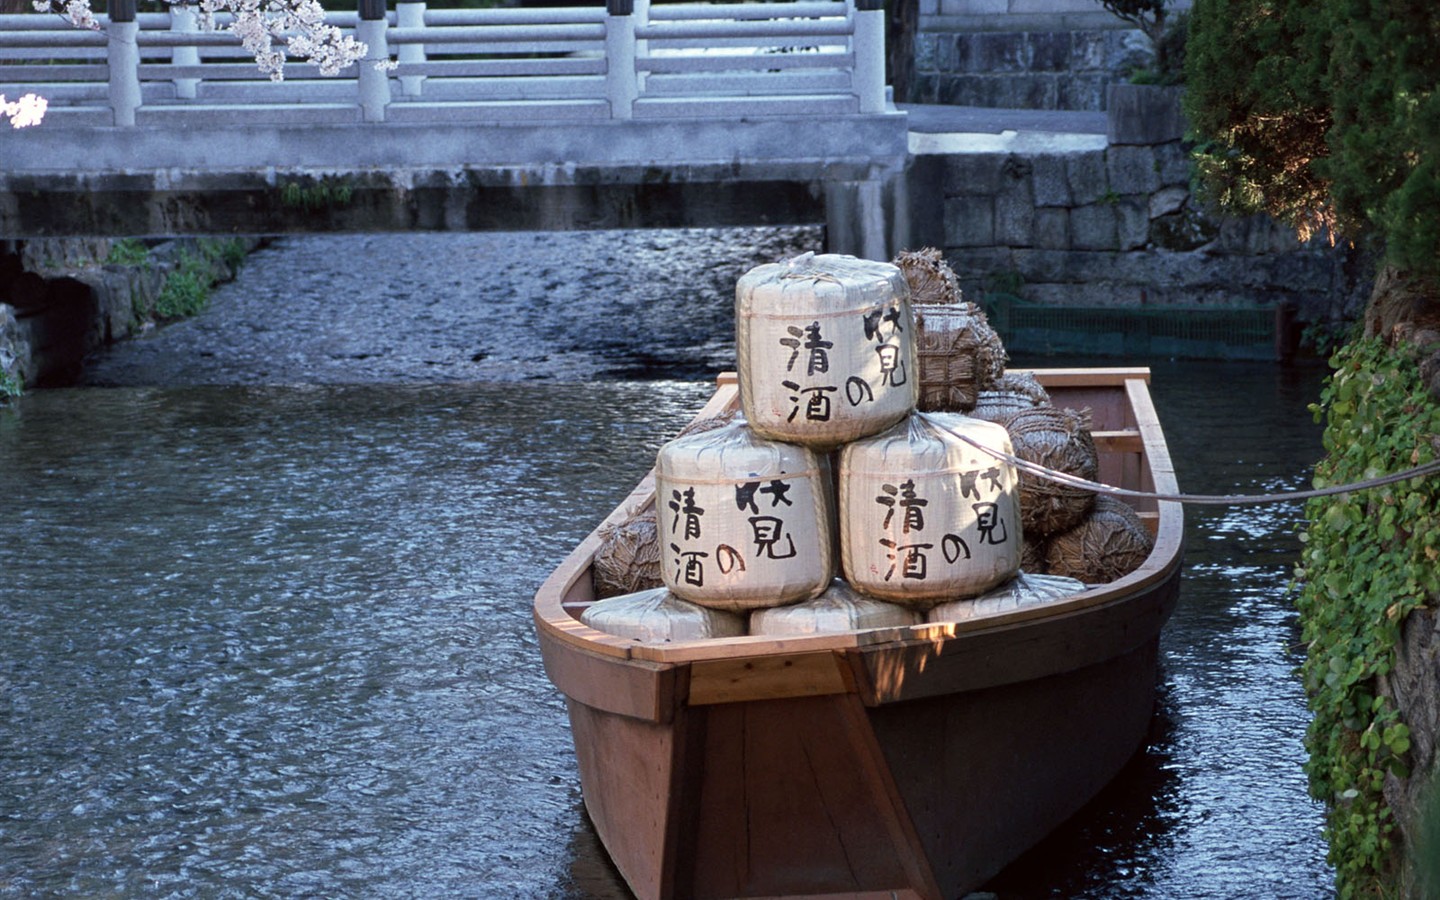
[939,425,1440,507]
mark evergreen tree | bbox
[1185,0,1440,284]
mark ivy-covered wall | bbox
[1298,336,1440,897]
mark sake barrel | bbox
[749,579,920,636]
[927,572,1087,623]
[736,252,919,449]
[655,420,835,611]
[839,412,1023,608]
[581,587,746,642]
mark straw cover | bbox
[749,578,920,636]
[736,252,919,449]
[581,587,747,643]
[927,572,1087,623]
[840,412,1023,607]
[655,419,835,611]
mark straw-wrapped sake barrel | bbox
[655,420,835,611]
[840,412,1022,608]
[749,579,920,636]
[736,253,918,449]
[581,587,746,642]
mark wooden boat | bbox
[534,367,1184,900]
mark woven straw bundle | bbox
[749,579,920,636]
[1002,405,1099,536]
[581,587,746,643]
[892,247,962,306]
[972,371,1051,422]
[1021,535,1048,573]
[674,408,739,439]
[592,509,664,598]
[912,303,1007,412]
[1044,494,1155,584]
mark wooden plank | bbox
[567,699,687,900]
[687,650,855,705]
[1090,428,1142,453]
[687,694,942,899]
[1025,366,1151,388]
[856,566,1180,705]
[537,631,683,722]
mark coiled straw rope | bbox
[939,425,1440,506]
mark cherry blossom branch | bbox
[1,93,49,128]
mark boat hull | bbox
[535,369,1185,899]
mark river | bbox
[1,230,1333,898]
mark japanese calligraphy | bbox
[668,487,705,540]
[870,470,1009,582]
[778,321,833,376]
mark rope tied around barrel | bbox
[940,425,1440,507]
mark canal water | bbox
[1,231,1334,897]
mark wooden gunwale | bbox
[534,366,1183,712]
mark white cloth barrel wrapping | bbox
[927,572,1087,623]
[581,587,746,642]
[655,420,835,611]
[840,412,1022,608]
[749,579,920,636]
[736,252,919,449]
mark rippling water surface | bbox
[3,231,1333,898]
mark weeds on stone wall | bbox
[136,238,250,325]
[105,238,151,268]
[1296,336,1440,897]
[0,369,20,403]
[279,178,355,212]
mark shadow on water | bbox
[4,234,1337,898]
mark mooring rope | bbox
[940,426,1440,507]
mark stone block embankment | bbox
[908,134,1353,329]
[0,237,257,389]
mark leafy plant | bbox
[1185,0,1440,279]
[0,368,21,402]
[280,178,355,212]
[1296,336,1440,896]
[105,238,150,267]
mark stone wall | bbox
[0,238,255,389]
[1382,605,1440,895]
[907,132,1354,340]
[911,0,1193,110]
[911,27,1151,110]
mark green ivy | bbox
[0,368,21,402]
[1297,336,1440,897]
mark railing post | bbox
[170,4,200,101]
[357,0,390,122]
[396,1,426,98]
[107,0,141,126]
[851,0,886,114]
[633,0,649,91]
[605,0,637,121]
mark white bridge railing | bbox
[0,0,888,127]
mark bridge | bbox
[0,0,911,258]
